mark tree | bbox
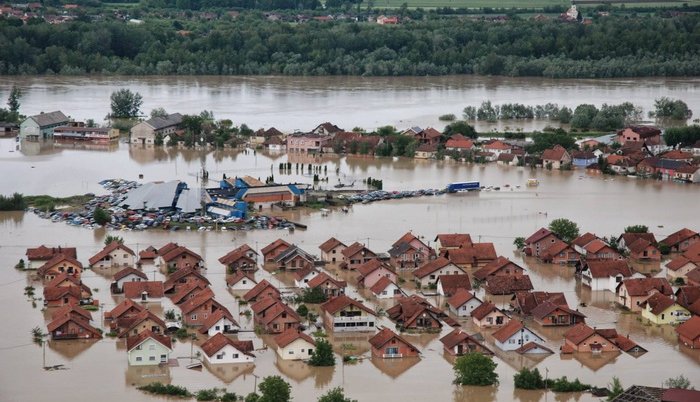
[650,97,693,120]
[104,235,124,245]
[318,388,356,402]
[514,368,545,390]
[151,107,168,118]
[257,376,291,402]
[93,207,111,226]
[110,89,143,119]
[453,353,498,386]
[300,287,328,303]
[7,86,21,113]
[571,104,599,129]
[607,377,624,401]
[624,225,648,233]
[664,375,693,390]
[548,218,580,243]
[513,237,525,250]
[296,304,309,318]
[244,393,260,402]
[443,120,477,139]
[309,338,335,366]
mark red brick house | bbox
[157,243,204,272]
[105,299,145,324]
[274,245,316,271]
[436,274,471,297]
[440,328,493,356]
[163,267,210,294]
[389,232,434,268]
[484,275,534,295]
[88,241,135,269]
[445,243,497,269]
[541,145,571,169]
[318,237,347,264]
[307,272,347,298]
[117,310,166,338]
[434,233,472,254]
[616,126,661,147]
[341,242,377,270]
[47,315,102,340]
[180,293,230,327]
[37,254,83,281]
[243,279,280,303]
[444,135,474,153]
[46,273,92,303]
[171,283,212,305]
[25,245,77,270]
[386,295,444,331]
[676,316,700,349]
[369,328,420,358]
[471,302,509,328]
[661,228,700,253]
[616,277,673,312]
[356,259,397,289]
[261,239,292,263]
[531,301,586,326]
[540,240,580,264]
[253,299,301,334]
[524,228,559,257]
[412,257,465,288]
[562,323,646,355]
[473,256,525,282]
[511,291,567,315]
[123,281,165,302]
[627,238,661,261]
[219,245,258,273]
[43,285,82,307]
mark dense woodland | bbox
[1,13,699,77]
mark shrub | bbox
[548,376,590,392]
[309,338,335,367]
[514,368,545,390]
[453,353,498,386]
[137,382,191,397]
[195,388,219,401]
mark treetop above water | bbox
[1,13,699,78]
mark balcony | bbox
[382,353,402,358]
[52,333,79,340]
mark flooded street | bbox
[1,137,699,402]
[0,75,699,132]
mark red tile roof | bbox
[524,228,554,244]
[47,315,102,338]
[485,275,533,295]
[200,333,253,357]
[640,292,676,315]
[540,239,576,260]
[662,228,699,248]
[413,257,455,279]
[619,232,657,246]
[43,285,82,302]
[293,266,317,282]
[139,246,158,260]
[584,260,633,278]
[26,245,77,261]
[572,232,598,248]
[368,328,418,352]
[617,125,661,138]
[261,239,291,256]
[113,267,148,282]
[434,234,473,249]
[180,292,226,316]
[531,301,585,321]
[471,302,504,321]
[541,145,568,161]
[492,320,529,343]
[620,277,673,297]
[439,328,493,354]
[319,237,346,253]
[369,276,401,295]
[514,342,553,354]
[437,274,471,296]
[274,328,315,348]
[627,238,657,255]
[161,246,202,263]
[445,137,474,150]
[117,309,166,337]
[164,267,210,292]
[447,288,478,309]
[126,329,172,351]
[483,140,511,150]
[446,243,497,265]
[171,283,212,305]
[676,316,700,341]
[242,279,279,302]
[88,242,135,266]
[218,245,256,266]
[123,281,164,299]
[226,271,257,287]
[51,305,92,321]
[307,272,346,290]
[37,254,83,276]
[675,286,700,309]
[46,273,81,289]
[105,299,145,320]
[356,259,396,278]
[473,256,524,281]
[563,323,597,345]
[341,242,373,258]
[321,295,375,316]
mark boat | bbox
[526,178,539,187]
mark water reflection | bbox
[560,351,620,372]
[203,361,255,384]
[48,339,99,361]
[124,364,172,387]
[370,356,420,379]
[274,356,313,383]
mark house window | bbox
[136,357,142,362]
[215,325,220,331]
[191,314,197,320]
[232,354,239,358]
[149,356,156,361]
[288,351,294,354]
[149,344,155,350]
[217,353,224,359]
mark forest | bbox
[1,13,699,77]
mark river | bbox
[0,75,699,132]
[0,76,699,402]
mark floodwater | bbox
[1,137,699,402]
[0,75,699,132]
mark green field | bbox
[362,0,700,9]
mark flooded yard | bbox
[0,139,699,401]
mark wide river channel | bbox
[0,76,699,402]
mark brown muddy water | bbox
[1,146,700,399]
[1,75,699,132]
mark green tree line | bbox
[1,14,700,77]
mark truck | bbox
[447,181,480,193]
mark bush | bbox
[453,353,498,386]
[175,328,189,339]
[548,376,590,392]
[514,368,545,390]
[137,382,191,397]
[195,388,219,401]
[221,392,238,402]
[299,287,328,304]
[296,304,309,318]
[309,338,335,367]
